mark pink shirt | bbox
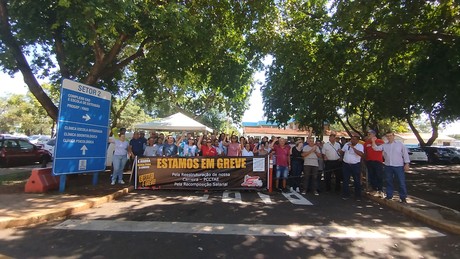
[273,144,290,166]
[227,143,240,156]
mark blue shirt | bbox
[130,138,145,156]
[162,143,178,157]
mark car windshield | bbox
[46,138,56,146]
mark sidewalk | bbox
[1,170,459,234]
[364,192,460,235]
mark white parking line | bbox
[257,192,273,204]
[282,191,313,205]
[54,219,445,239]
[222,190,244,204]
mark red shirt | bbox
[201,145,218,156]
[365,139,384,162]
[273,144,291,166]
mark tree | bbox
[331,0,460,146]
[0,0,277,126]
[261,0,460,146]
[0,93,54,135]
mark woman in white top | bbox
[143,137,158,156]
[242,143,254,157]
[109,133,129,185]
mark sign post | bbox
[53,79,112,192]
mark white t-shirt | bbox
[342,142,364,164]
[322,142,341,161]
[302,145,320,166]
[242,149,254,157]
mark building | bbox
[394,133,456,146]
[242,120,350,143]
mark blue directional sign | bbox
[53,79,112,175]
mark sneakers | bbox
[296,187,300,193]
[282,188,290,193]
[314,191,319,196]
[385,196,393,200]
[400,198,407,203]
[111,180,124,185]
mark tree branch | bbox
[0,0,58,121]
[363,29,460,43]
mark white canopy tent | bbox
[134,112,213,133]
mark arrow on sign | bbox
[82,114,91,121]
[81,145,88,155]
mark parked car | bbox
[43,138,56,159]
[407,147,428,163]
[422,146,460,164]
[0,135,52,167]
[30,135,51,145]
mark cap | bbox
[368,129,376,135]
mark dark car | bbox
[0,135,52,168]
[422,146,460,164]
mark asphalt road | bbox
[0,190,459,258]
[405,164,460,211]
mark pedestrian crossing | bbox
[53,219,445,239]
[179,190,314,205]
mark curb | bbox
[365,193,460,235]
[0,186,134,229]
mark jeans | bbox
[342,162,361,198]
[112,154,128,182]
[276,165,289,179]
[384,166,407,199]
[367,160,383,191]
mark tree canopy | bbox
[0,0,277,128]
[262,0,460,144]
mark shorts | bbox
[276,165,289,179]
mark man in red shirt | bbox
[364,130,384,196]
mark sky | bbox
[0,71,266,123]
[1,71,459,135]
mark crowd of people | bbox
[108,128,411,203]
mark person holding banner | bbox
[109,133,129,185]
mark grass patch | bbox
[0,171,31,185]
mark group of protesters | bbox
[109,127,410,203]
[270,130,410,203]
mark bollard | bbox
[268,154,273,193]
[25,168,60,193]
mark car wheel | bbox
[451,157,460,164]
[40,156,50,168]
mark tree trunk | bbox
[0,0,58,122]
[406,115,427,146]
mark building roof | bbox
[241,121,278,127]
[243,127,310,136]
[395,133,455,141]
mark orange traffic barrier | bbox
[25,168,60,193]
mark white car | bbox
[408,147,428,162]
[30,135,51,145]
[43,138,56,158]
